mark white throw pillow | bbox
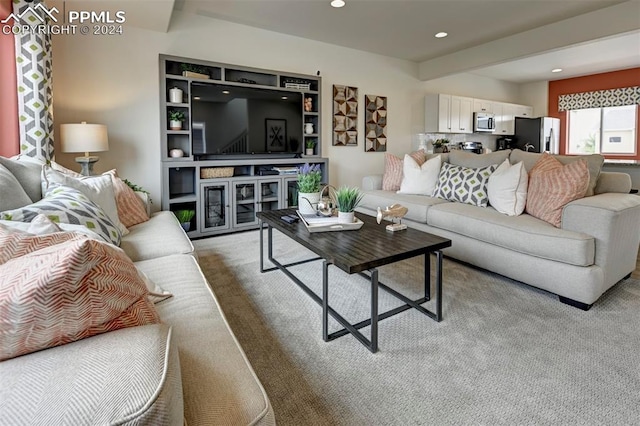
[397,154,441,196]
[42,166,129,236]
[487,159,528,216]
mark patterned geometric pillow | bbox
[433,162,497,207]
[382,150,427,191]
[0,185,121,246]
[525,153,589,227]
[0,230,160,361]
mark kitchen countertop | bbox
[603,160,640,167]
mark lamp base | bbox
[75,156,99,176]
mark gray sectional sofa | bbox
[358,149,640,310]
[0,156,275,425]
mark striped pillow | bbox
[0,230,160,361]
[525,153,589,227]
[105,170,150,228]
[382,150,426,191]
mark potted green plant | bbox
[297,163,322,215]
[168,109,185,130]
[334,186,364,224]
[305,139,316,156]
[433,138,449,153]
[174,209,195,232]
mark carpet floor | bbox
[193,230,640,425]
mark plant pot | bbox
[338,211,355,224]
[170,120,182,130]
[180,222,191,232]
[298,192,320,215]
[433,147,443,153]
[305,148,314,156]
[169,149,184,158]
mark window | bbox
[567,105,637,156]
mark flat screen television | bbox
[191,82,303,159]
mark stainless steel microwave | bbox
[474,112,495,132]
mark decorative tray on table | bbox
[296,211,364,233]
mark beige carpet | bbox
[194,229,640,425]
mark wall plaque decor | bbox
[364,94,387,152]
[266,119,287,152]
[333,85,358,146]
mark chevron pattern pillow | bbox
[0,185,121,246]
[0,230,160,361]
[433,162,497,207]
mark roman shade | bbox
[558,86,640,111]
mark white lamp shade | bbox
[60,122,109,154]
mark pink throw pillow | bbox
[525,153,589,227]
[382,150,426,191]
[104,170,149,228]
[0,229,160,361]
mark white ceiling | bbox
[128,0,640,83]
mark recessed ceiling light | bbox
[222,90,230,94]
[551,68,563,73]
[193,96,200,100]
[435,32,448,38]
[281,96,288,100]
[331,0,345,8]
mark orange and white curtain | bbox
[0,0,54,161]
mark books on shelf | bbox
[284,82,311,90]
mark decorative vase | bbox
[169,87,183,103]
[169,149,184,158]
[181,222,190,232]
[298,191,320,215]
[170,120,182,130]
[338,211,355,224]
[306,148,314,156]
[304,123,314,134]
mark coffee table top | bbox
[258,209,452,274]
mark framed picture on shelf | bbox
[266,119,287,152]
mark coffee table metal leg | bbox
[370,268,379,352]
[436,250,443,321]
[424,253,431,301]
[259,220,265,272]
[323,260,330,342]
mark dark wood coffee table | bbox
[257,209,452,352]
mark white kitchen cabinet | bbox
[494,102,534,135]
[473,99,494,113]
[425,94,473,134]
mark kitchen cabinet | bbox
[494,102,534,135]
[473,99,494,113]
[425,94,473,134]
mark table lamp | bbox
[60,122,109,176]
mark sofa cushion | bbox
[0,324,184,425]
[0,185,121,246]
[120,211,194,261]
[509,150,603,196]
[135,254,275,426]
[427,202,595,266]
[398,154,441,196]
[525,153,589,227]
[487,159,528,216]
[433,162,496,207]
[0,155,43,202]
[448,149,511,169]
[0,231,160,361]
[360,190,449,224]
[0,163,32,210]
[382,150,426,191]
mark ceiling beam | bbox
[418,1,640,81]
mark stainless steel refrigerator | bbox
[514,117,560,154]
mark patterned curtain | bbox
[558,86,640,112]
[12,0,55,161]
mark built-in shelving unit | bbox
[159,55,326,237]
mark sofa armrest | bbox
[595,172,632,194]
[362,175,383,191]
[562,193,640,288]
